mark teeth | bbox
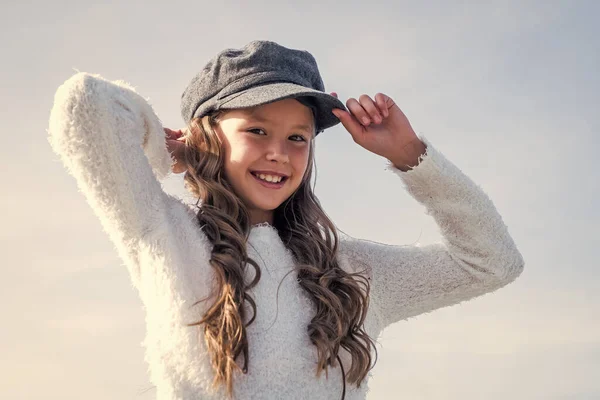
[257,173,282,183]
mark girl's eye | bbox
[248,129,307,142]
[248,128,266,135]
[289,134,307,142]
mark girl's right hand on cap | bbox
[164,127,188,174]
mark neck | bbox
[249,209,273,226]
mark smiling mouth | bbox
[250,172,288,188]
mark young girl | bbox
[48,40,524,400]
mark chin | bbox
[250,200,284,212]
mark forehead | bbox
[245,99,314,123]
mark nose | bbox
[265,138,289,164]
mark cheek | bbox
[291,147,311,176]
[223,140,260,179]
[219,137,243,183]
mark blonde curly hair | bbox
[180,107,377,398]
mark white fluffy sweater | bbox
[48,72,524,400]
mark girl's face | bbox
[215,98,315,225]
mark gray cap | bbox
[180,40,347,135]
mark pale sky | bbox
[1,0,599,399]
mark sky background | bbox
[1,0,599,399]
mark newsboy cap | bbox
[180,40,347,134]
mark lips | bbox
[250,170,289,179]
[250,172,287,189]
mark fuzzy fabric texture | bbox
[48,72,525,400]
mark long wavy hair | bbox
[181,101,378,398]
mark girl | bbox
[48,40,524,400]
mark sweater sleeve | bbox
[48,72,181,284]
[338,135,525,331]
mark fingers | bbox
[166,138,188,174]
[331,108,364,143]
[374,93,389,118]
[164,127,185,140]
[165,128,189,145]
[335,93,376,123]
[330,91,364,138]
[330,93,390,127]
[164,127,177,140]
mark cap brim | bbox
[212,82,347,133]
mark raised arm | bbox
[338,135,525,331]
[48,72,183,284]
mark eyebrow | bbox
[246,111,314,133]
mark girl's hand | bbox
[164,127,188,174]
[330,92,426,170]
